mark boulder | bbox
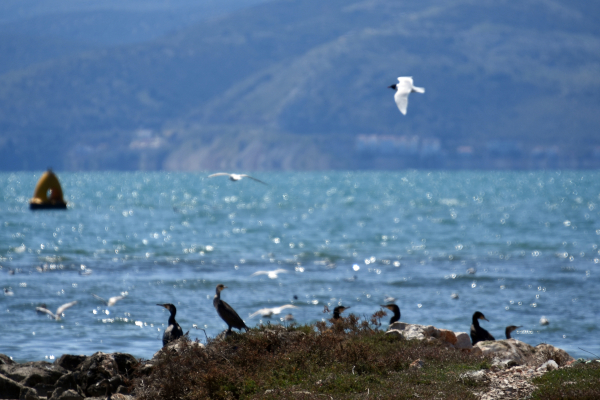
[454,332,473,350]
[0,361,67,388]
[474,339,535,366]
[474,339,574,368]
[432,328,457,345]
[53,389,83,400]
[0,373,25,400]
[55,355,87,372]
[387,322,431,340]
[530,343,574,367]
[0,354,15,365]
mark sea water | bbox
[0,171,598,362]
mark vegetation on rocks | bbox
[530,361,600,400]
[133,313,492,399]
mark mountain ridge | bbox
[0,0,599,170]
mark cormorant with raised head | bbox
[213,284,249,333]
[505,325,521,339]
[332,306,350,320]
[381,304,401,324]
[470,311,495,345]
[157,303,183,346]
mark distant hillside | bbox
[0,0,599,171]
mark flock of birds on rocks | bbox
[21,77,547,353]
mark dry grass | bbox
[132,313,491,399]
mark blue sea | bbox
[1,171,598,362]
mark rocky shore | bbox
[0,322,577,400]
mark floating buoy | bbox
[29,169,67,210]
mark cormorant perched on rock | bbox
[505,325,521,339]
[157,303,183,347]
[470,311,495,345]
[213,284,249,334]
[381,304,401,324]
[332,306,350,320]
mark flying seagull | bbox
[208,173,267,185]
[250,269,289,279]
[92,293,126,307]
[388,77,425,115]
[36,301,78,320]
[249,304,298,318]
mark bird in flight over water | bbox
[36,301,78,320]
[92,293,126,307]
[388,76,425,115]
[250,269,289,279]
[249,304,298,318]
[208,173,267,185]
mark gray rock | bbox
[0,373,24,400]
[55,355,87,372]
[459,370,488,383]
[0,361,67,387]
[387,322,431,340]
[531,343,574,367]
[474,339,535,366]
[55,389,83,400]
[454,332,473,350]
[537,360,559,372]
[0,354,15,365]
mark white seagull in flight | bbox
[250,268,289,279]
[92,293,127,307]
[388,76,425,115]
[36,301,78,320]
[208,172,267,185]
[249,304,298,318]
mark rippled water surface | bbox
[1,171,598,362]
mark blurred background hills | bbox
[1,0,599,171]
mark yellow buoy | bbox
[29,169,67,210]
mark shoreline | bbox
[2,318,594,400]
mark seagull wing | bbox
[56,301,78,316]
[274,304,298,314]
[250,308,272,318]
[208,173,231,178]
[107,296,125,306]
[394,90,409,115]
[241,175,268,185]
[92,294,108,305]
[250,271,268,277]
[36,307,57,319]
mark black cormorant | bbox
[332,306,350,320]
[505,325,521,339]
[157,303,184,346]
[381,304,401,324]
[213,284,249,333]
[470,311,495,345]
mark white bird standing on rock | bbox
[249,304,298,318]
[388,76,425,115]
[250,269,289,279]
[36,301,78,320]
[208,172,267,185]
